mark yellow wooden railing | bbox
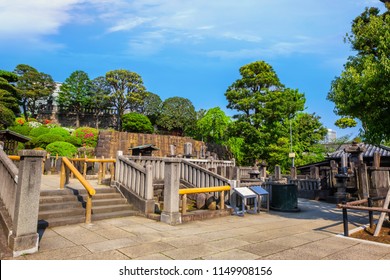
[70,157,116,184]
[8,155,20,161]
[178,186,231,214]
[60,157,96,224]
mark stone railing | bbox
[128,155,165,182]
[0,149,19,221]
[0,145,46,257]
[180,160,231,188]
[186,158,235,169]
[113,153,154,214]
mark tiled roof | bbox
[326,143,390,159]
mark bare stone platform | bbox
[2,196,389,260]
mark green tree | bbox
[327,5,390,143]
[196,107,231,144]
[13,64,56,120]
[0,70,20,128]
[105,69,148,131]
[58,70,92,128]
[157,97,197,136]
[225,61,306,168]
[140,92,162,125]
[122,112,154,133]
[289,113,328,167]
[90,76,112,129]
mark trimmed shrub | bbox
[122,112,154,133]
[48,127,71,138]
[65,135,82,147]
[73,127,99,147]
[33,133,64,148]
[46,141,77,157]
[8,125,32,136]
[29,126,50,138]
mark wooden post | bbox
[182,194,187,214]
[60,161,65,189]
[83,157,87,178]
[374,182,390,236]
[98,162,103,184]
[220,190,225,210]
[102,156,106,182]
[85,194,92,224]
[373,152,381,169]
[357,163,369,199]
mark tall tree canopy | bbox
[105,69,148,131]
[225,60,321,170]
[157,97,196,136]
[140,92,162,125]
[196,107,231,144]
[0,70,20,128]
[57,70,92,127]
[13,64,56,120]
[90,76,112,129]
[327,4,390,143]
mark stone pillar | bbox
[310,166,319,179]
[290,167,297,180]
[161,158,182,225]
[115,150,123,182]
[274,165,282,181]
[9,150,46,257]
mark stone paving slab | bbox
[3,198,390,260]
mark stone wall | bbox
[37,105,116,129]
[96,131,206,158]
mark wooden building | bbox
[129,144,159,156]
[0,130,31,155]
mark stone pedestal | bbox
[333,174,349,203]
[11,150,46,256]
[161,158,182,225]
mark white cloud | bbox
[0,0,83,38]
[0,0,385,55]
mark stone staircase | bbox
[38,187,139,229]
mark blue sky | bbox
[0,0,385,138]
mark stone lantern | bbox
[344,141,366,167]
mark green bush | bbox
[8,125,32,136]
[33,133,64,148]
[29,126,50,138]
[65,135,82,147]
[46,141,78,157]
[122,112,154,133]
[73,127,99,147]
[48,127,71,138]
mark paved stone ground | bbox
[2,198,389,260]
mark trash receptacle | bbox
[270,184,300,212]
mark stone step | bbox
[91,198,131,207]
[37,185,139,228]
[38,216,85,229]
[39,201,82,211]
[40,189,74,196]
[80,193,123,200]
[92,210,139,222]
[39,195,79,204]
[38,208,85,220]
[92,204,134,214]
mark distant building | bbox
[324,129,337,143]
